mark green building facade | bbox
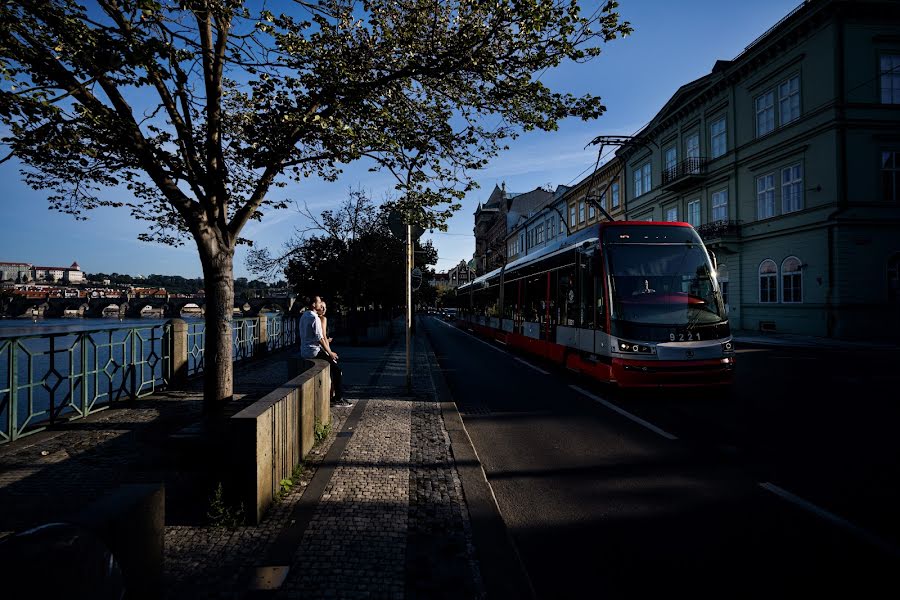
[618,0,900,340]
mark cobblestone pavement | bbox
[2,328,485,599]
[0,354,298,540]
[276,333,483,600]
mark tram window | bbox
[557,266,576,326]
[524,276,543,322]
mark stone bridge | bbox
[1,295,297,319]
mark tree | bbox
[0,0,630,409]
[255,190,438,337]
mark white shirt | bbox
[299,309,323,358]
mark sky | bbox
[0,0,802,279]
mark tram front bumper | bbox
[611,356,735,388]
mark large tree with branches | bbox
[0,0,630,409]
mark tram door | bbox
[576,248,606,333]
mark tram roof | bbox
[463,225,601,291]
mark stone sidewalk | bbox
[0,324,486,598]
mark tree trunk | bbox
[201,248,235,412]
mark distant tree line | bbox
[85,273,288,297]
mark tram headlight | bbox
[616,339,655,354]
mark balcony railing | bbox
[661,157,709,190]
[697,219,741,241]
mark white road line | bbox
[431,318,507,354]
[514,357,549,375]
[759,482,900,558]
[568,385,679,441]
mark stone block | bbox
[231,360,331,524]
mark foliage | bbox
[0,0,630,405]
[207,482,244,528]
[274,462,306,502]
[314,418,332,445]
[252,190,438,314]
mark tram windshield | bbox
[604,227,725,327]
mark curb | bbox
[419,319,537,600]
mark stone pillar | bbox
[257,315,268,355]
[164,318,189,388]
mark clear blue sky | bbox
[0,0,801,279]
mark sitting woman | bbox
[317,301,349,406]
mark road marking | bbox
[568,385,679,441]
[514,357,549,374]
[759,482,900,558]
[432,318,508,354]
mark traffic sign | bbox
[411,267,423,291]
[387,209,425,241]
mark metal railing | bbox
[697,219,742,240]
[661,157,708,186]
[0,314,302,444]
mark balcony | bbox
[661,157,708,191]
[697,220,741,254]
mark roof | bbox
[463,225,601,289]
[0,262,31,267]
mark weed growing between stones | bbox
[207,482,244,528]
[314,418,332,444]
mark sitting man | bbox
[299,295,349,407]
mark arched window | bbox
[782,256,802,303]
[889,253,900,304]
[759,259,778,303]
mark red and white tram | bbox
[454,221,734,388]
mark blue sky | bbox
[0,0,801,279]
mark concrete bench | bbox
[231,359,331,524]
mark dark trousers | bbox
[326,356,343,402]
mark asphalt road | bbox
[423,316,900,599]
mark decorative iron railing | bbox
[0,314,301,444]
[661,157,708,186]
[697,219,742,240]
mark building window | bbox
[759,259,778,303]
[537,224,544,244]
[883,151,900,202]
[570,205,576,228]
[779,76,800,124]
[589,201,596,220]
[881,55,900,104]
[641,163,651,194]
[665,206,678,222]
[687,199,701,227]
[633,168,642,197]
[712,189,728,221]
[889,254,900,304]
[611,182,620,208]
[782,163,803,213]
[665,146,677,171]
[519,232,525,253]
[782,256,802,303]
[710,117,726,159]
[757,173,775,220]
[578,200,585,223]
[559,215,565,235]
[546,218,553,240]
[685,133,700,173]
[755,91,775,137]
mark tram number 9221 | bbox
[670,331,701,341]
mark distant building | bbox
[473,183,553,274]
[0,262,32,283]
[443,260,476,289]
[30,261,83,284]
